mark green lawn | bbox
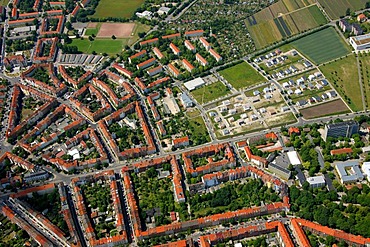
[69,38,128,55]
[291,27,351,65]
[320,54,362,112]
[188,115,210,145]
[85,28,99,36]
[219,62,265,90]
[91,0,145,18]
[359,54,370,109]
[190,81,230,104]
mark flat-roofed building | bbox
[323,120,359,141]
[307,175,325,188]
[184,77,205,91]
[336,161,364,184]
[350,33,370,51]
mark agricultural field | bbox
[90,0,145,18]
[219,62,265,90]
[0,0,9,5]
[252,0,315,22]
[300,99,350,119]
[359,53,370,110]
[318,0,368,19]
[246,4,327,49]
[320,54,362,112]
[70,38,127,55]
[190,81,230,104]
[290,27,351,64]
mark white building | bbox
[184,77,205,91]
[350,33,370,51]
[307,175,326,188]
[362,162,370,182]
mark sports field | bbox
[320,55,362,112]
[91,0,145,18]
[318,0,368,19]
[291,27,350,64]
[97,23,135,38]
[70,38,128,54]
[190,81,230,104]
[219,62,265,90]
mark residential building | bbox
[172,136,190,148]
[339,19,351,32]
[153,47,164,60]
[113,63,133,79]
[184,40,196,52]
[162,33,180,40]
[169,43,181,55]
[129,50,147,63]
[140,38,159,47]
[167,64,181,78]
[136,58,156,70]
[184,29,204,37]
[199,37,211,50]
[182,59,195,73]
[147,65,163,76]
[209,48,222,62]
[196,53,208,66]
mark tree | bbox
[346,8,351,16]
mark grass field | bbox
[320,55,362,112]
[70,38,128,54]
[265,112,297,127]
[318,0,368,19]
[191,81,230,104]
[85,28,99,36]
[188,115,211,144]
[300,99,350,119]
[91,0,145,18]
[219,62,265,90]
[359,54,370,109]
[291,27,351,64]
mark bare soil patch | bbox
[300,99,350,119]
[87,22,98,28]
[97,23,135,38]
